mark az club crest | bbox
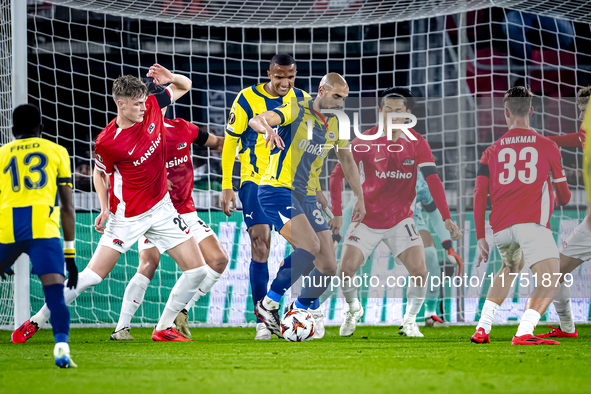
[148,123,156,134]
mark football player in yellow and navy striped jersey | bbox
[220,54,311,340]
[247,73,366,337]
[1,104,77,368]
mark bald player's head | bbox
[317,73,349,112]
[319,73,347,93]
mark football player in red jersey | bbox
[111,84,228,340]
[471,86,571,346]
[328,87,461,338]
[535,86,590,339]
[21,65,205,342]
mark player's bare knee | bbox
[137,258,158,280]
[319,261,337,276]
[209,252,229,273]
[414,270,428,285]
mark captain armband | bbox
[57,177,73,188]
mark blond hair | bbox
[112,75,147,102]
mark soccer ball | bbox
[281,309,315,342]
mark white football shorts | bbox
[138,211,217,253]
[343,217,424,263]
[559,216,591,262]
[98,193,192,254]
[493,223,559,271]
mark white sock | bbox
[342,279,360,312]
[53,342,70,356]
[403,279,427,324]
[262,296,279,310]
[115,273,150,332]
[184,266,222,311]
[31,268,102,326]
[155,266,207,331]
[516,309,541,336]
[476,300,500,334]
[553,282,576,333]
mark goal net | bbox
[2,0,591,329]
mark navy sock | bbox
[249,260,269,323]
[310,298,320,310]
[43,283,69,344]
[298,268,332,309]
[269,248,315,297]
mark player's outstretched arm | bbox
[547,133,582,148]
[93,166,110,234]
[248,111,284,150]
[335,147,365,226]
[203,134,224,151]
[146,64,192,104]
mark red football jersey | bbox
[480,128,566,233]
[579,125,586,149]
[94,92,171,218]
[349,127,436,229]
[164,118,203,214]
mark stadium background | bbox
[1,0,591,329]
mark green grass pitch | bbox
[1,325,590,393]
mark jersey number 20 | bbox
[3,153,49,192]
[498,147,538,185]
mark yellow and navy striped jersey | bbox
[0,137,72,243]
[222,83,310,188]
[260,99,348,195]
[583,100,591,202]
